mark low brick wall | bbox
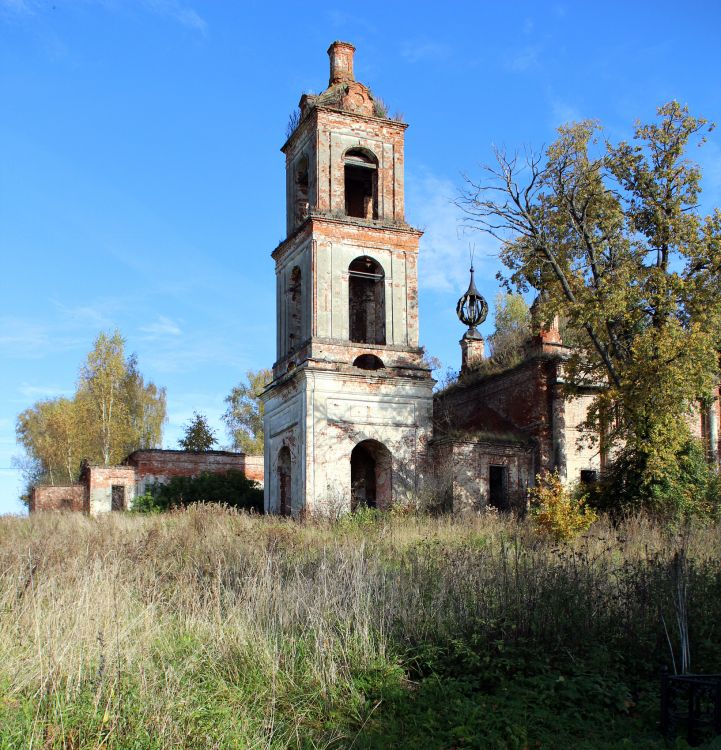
[30,485,84,513]
[126,450,262,493]
[244,455,264,487]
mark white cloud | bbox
[17,383,72,400]
[550,97,582,127]
[143,0,206,34]
[400,39,451,64]
[0,0,207,33]
[139,315,182,338]
[506,44,541,72]
[407,169,501,293]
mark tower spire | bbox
[456,264,488,372]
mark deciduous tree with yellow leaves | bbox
[460,102,721,514]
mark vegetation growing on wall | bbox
[133,470,263,513]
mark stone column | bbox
[460,332,485,373]
[551,374,567,480]
[709,397,720,468]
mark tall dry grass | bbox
[0,507,720,748]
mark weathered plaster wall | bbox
[564,393,602,483]
[431,437,534,514]
[86,465,136,515]
[263,366,433,516]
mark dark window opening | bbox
[580,469,599,485]
[60,498,72,510]
[353,354,384,370]
[111,485,125,512]
[349,256,385,345]
[488,465,509,511]
[294,155,309,227]
[344,149,377,219]
[278,446,292,517]
[351,440,392,511]
[288,266,302,351]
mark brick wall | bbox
[30,484,84,513]
[85,465,136,515]
[125,450,262,493]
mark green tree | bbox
[16,330,166,503]
[223,368,271,455]
[78,330,130,465]
[460,102,721,514]
[488,292,531,367]
[178,412,217,451]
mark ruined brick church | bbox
[31,41,720,517]
[261,41,721,516]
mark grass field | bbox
[1,506,720,749]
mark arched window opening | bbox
[344,148,378,219]
[288,266,302,351]
[277,446,292,516]
[353,354,384,370]
[351,440,392,511]
[294,154,309,227]
[349,256,385,345]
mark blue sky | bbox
[1,0,720,513]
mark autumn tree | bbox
[16,330,166,501]
[459,102,721,513]
[178,412,217,451]
[488,292,531,367]
[223,368,271,455]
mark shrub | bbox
[137,470,263,513]
[529,470,597,541]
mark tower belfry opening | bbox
[344,149,378,219]
[349,256,385,345]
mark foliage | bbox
[137,470,263,513]
[15,330,166,501]
[487,291,531,368]
[223,368,271,455]
[598,439,721,520]
[529,470,598,541]
[2,509,721,748]
[460,102,721,515]
[177,411,217,451]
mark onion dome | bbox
[456,265,488,339]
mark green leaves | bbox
[222,368,271,455]
[462,101,721,515]
[16,329,166,500]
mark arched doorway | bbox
[277,446,292,516]
[350,440,392,511]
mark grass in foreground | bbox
[0,507,720,749]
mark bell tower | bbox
[262,42,434,516]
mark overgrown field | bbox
[1,508,720,749]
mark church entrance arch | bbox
[350,440,392,511]
[277,446,292,516]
